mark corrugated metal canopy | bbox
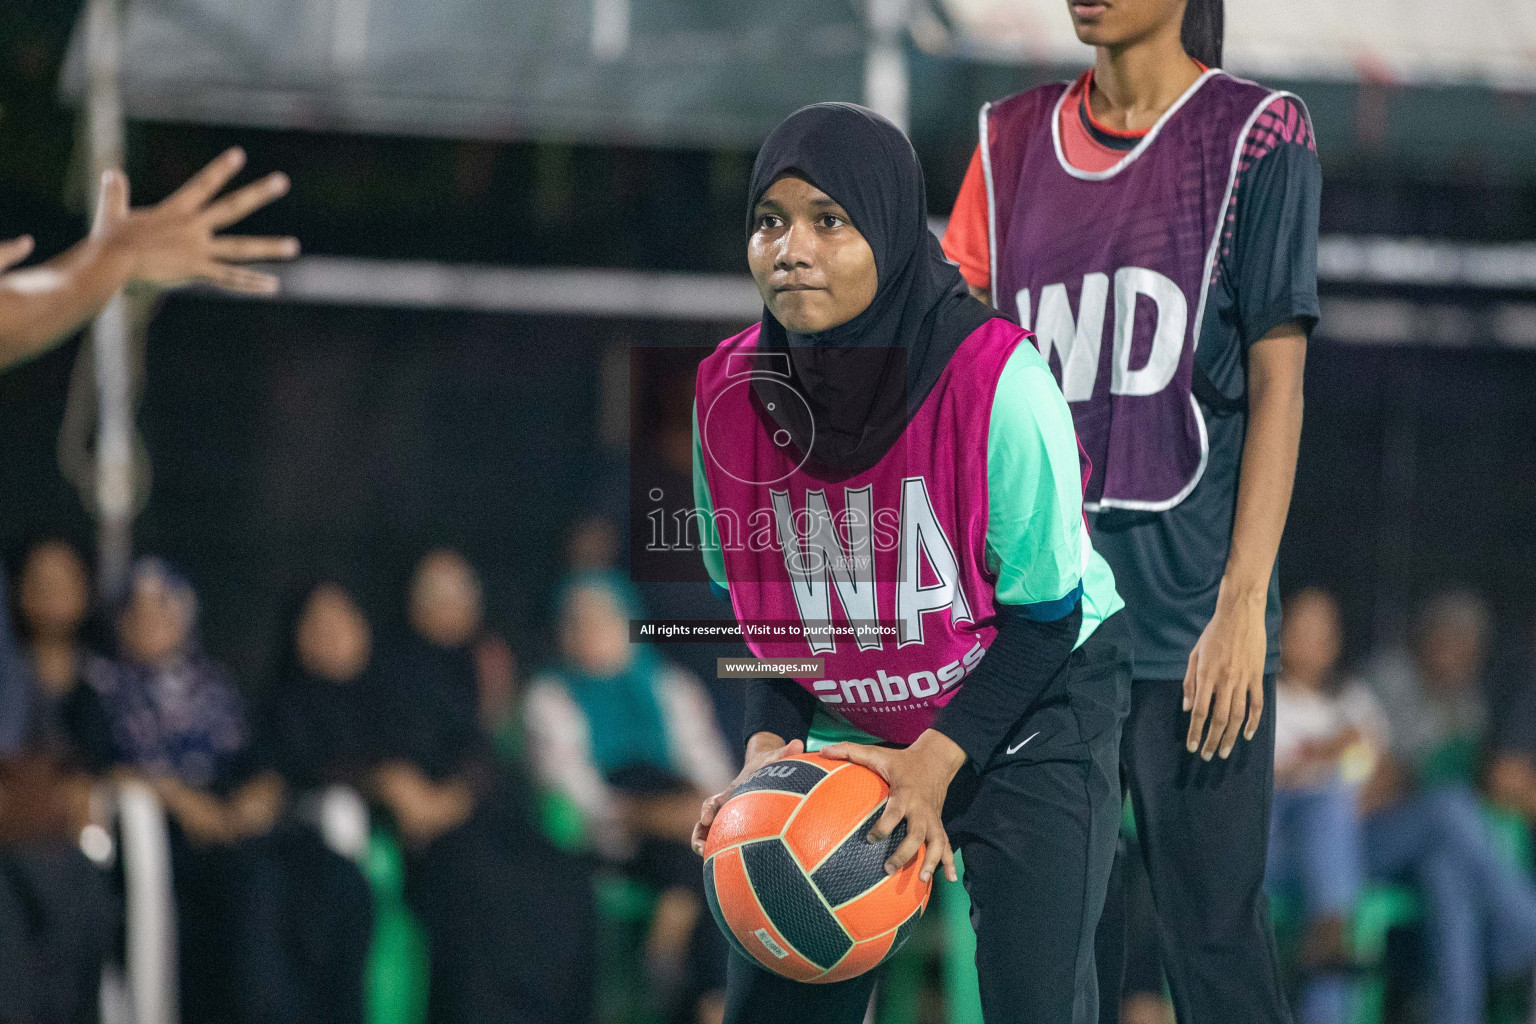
[59,0,868,147]
[58,0,1536,159]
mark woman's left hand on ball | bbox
[819,730,965,884]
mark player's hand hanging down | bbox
[0,146,298,371]
[90,147,298,295]
[1183,592,1267,761]
[820,730,965,885]
[1182,323,1306,762]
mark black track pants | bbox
[725,613,1132,1024]
[1094,674,1292,1024]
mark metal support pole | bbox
[80,18,170,1019]
[116,780,179,1024]
[864,0,912,132]
[82,0,135,601]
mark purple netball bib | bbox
[695,319,1024,745]
[982,70,1289,511]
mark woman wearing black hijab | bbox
[690,104,1133,1023]
[246,580,377,1024]
[372,550,596,1024]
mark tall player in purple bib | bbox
[944,0,1320,1022]
[689,104,1133,1023]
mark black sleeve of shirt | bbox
[1230,133,1322,346]
[932,604,1082,769]
[742,675,817,749]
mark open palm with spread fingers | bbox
[0,146,299,371]
[94,146,299,295]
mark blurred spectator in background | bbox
[11,539,101,770]
[374,548,594,1024]
[467,591,608,869]
[372,551,490,850]
[526,570,733,1024]
[1365,590,1491,783]
[1268,588,1380,1024]
[0,539,115,1024]
[248,580,378,1024]
[580,357,747,759]
[79,557,282,1024]
[1359,589,1536,1024]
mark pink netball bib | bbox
[695,318,1024,744]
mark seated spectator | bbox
[373,548,594,1024]
[12,541,101,761]
[0,539,116,1024]
[247,580,379,1024]
[1366,590,1491,783]
[79,557,282,1024]
[1360,589,1536,1024]
[1267,587,1380,1024]
[525,570,733,1024]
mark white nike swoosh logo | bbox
[1006,731,1041,755]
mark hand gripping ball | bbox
[701,752,932,982]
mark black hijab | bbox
[260,578,378,789]
[748,103,996,479]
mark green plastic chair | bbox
[942,853,984,1024]
[1487,806,1533,873]
[1417,737,1534,876]
[1347,884,1422,1024]
[592,873,660,1024]
[1419,737,1480,789]
[874,922,929,1024]
[1273,882,1426,1024]
[1346,827,1533,1023]
[362,829,431,1024]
